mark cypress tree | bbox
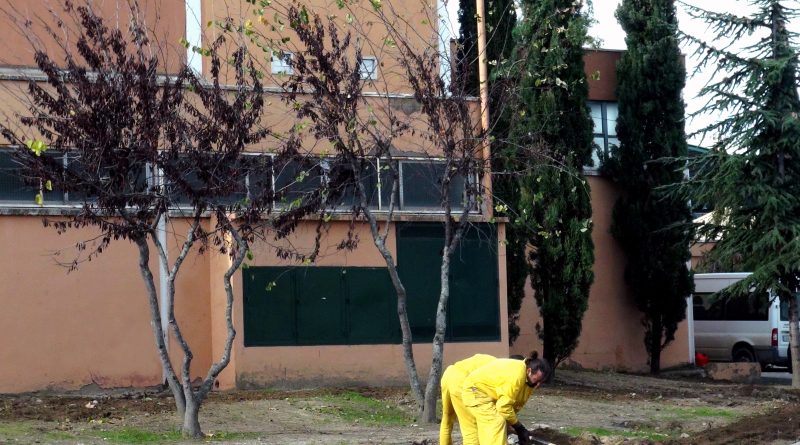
[511,0,595,366]
[603,0,694,374]
[679,0,800,387]
[456,0,479,95]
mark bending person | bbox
[439,353,497,445]
[460,351,551,445]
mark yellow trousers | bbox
[440,367,480,445]
[461,386,508,445]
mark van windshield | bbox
[779,293,800,321]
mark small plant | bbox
[317,391,412,426]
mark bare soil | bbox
[0,369,797,444]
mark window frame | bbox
[587,100,618,170]
[1,148,480,215]
[271,51,294,75]
[359,57,378,80]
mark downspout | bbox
[158,172,170,357]
[475,0,492,216]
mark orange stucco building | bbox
[0,2,690,394]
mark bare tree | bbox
[234,0,488,421]
[0,3,274,437]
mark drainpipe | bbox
[158,171,170,356]
[475,0,492,216]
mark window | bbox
[588,101,618,168]
[780,293,800,321]
[359,57,377,80]
[271,51,293,75]
[0,148,64,204]
[399,160,468,211]
[693,293,725,321]
[0,149,34,202]
[694,291,771,321]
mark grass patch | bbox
[0,422,33,438]
[667,406,737,419]
[563,426,671,441]
[317,391,412,426]
[91,427,258,443]
[93,428,183,443]
[45,431,78,441]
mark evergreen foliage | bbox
[456,0,516,96]
[456,0,479,95]
[677,0,800,386]
[510,0,595,365]
[603,0,694,374]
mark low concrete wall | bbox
[705,363,761,384]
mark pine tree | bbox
[603,0,694,374]
[679,0,800,387]
[511,0,595,366]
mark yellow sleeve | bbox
[495,391,518,424]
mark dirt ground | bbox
[0,369,798,444]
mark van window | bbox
[693,293,725,321]
[694,291,769,321]
[780,293,800,321]
[725,291,769,321]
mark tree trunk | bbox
[787,293,800,389]
[134,238,186,416]
[649,318,662,375]
[422,250,452,423]
[181,395,203,438]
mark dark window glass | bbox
[274,158,322,207]
[244,154,273,203]
[401,161,466,210]
[67,152,145,203]
[725,291,770,321]
[780,293,800,321]
[693,293,725,321]
[0,149,35,201]
[327,159,379,209]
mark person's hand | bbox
[512,423,531,445]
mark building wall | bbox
[511,175,690,372]
[0,215,212,393]
[0,0,186,73]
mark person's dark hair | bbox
[524,351,551,379]
[509,354,525,360]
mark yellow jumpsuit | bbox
[460,359,533,445]
[439,354,496,445]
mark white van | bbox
[693,273,795,369]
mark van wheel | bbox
[733,347,756,363]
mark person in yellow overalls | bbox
[460,351,551,445]
[439,353,497,445]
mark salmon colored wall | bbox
[0,0,186,73]
[584,50,622,101]
[201,0,437,94]
[228,219,508,389]
[0,215,212,393]
[690,242,715,270]
[511,176,690,372]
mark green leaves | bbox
[25,139,47,156]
